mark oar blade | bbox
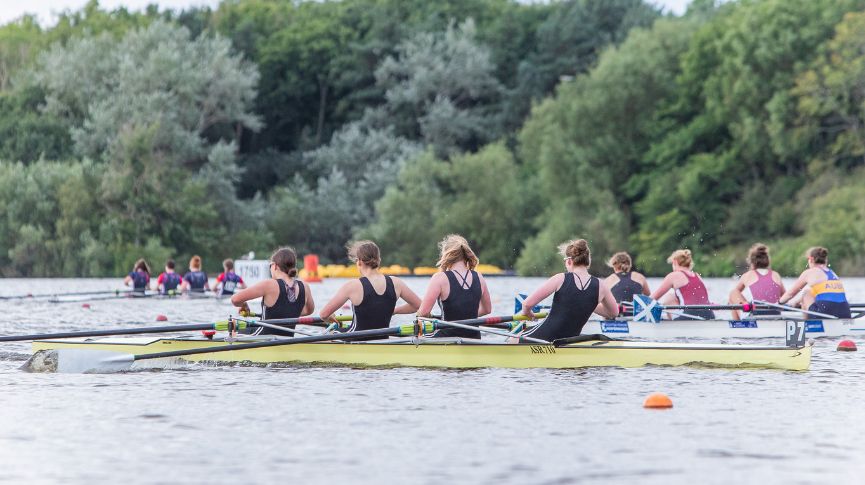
[23,349,136,373]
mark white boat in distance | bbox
[580,318,861,339]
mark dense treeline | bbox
[0,0,864,277]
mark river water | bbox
[1,277,864,484]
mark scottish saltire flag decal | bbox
[633,295,662,323]
[514,294,543,314]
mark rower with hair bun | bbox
[417,234,492,339]
[650,249,715,320]
[181,255,210,293]
[231,247,315,335]
[603,252,650,314]
[779,246,851,319]
[319,240,421,341]
[728,243,785,319]
[519,239,619,341]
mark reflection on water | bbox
[0,277,863,484]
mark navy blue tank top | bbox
[161,272,181,294]
[183,271,208,292]
[524,273,599,342]
[436,270,481,339]
[350,276,397,340]
[128,271,149,292]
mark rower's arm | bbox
[477,274,492,317]
[301,282,315,316]
[123,275,132,287]
[649,275,675,301]
[319,282,355,321]
[729,275,748,304]
[637,273,651,296]
[779,274,808,305]
[417,273,446,317]
[521,274,562,319]
[394,278,421,314]
[595,282,619,319]
[230,280,269,308]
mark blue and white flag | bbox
[633,295,663,323]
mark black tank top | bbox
[525,273,599,342]
[436,270,482,339]
[258,279,305,335]
[350,276,398,340]
[610,272,642,316]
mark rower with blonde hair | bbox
[417,235,492,339]
[729,243,785,319]
[603,252,650,311]
[650,249,715,320]
[779,246,851,318]
[520,239,619,341]
[181,255,210,293]
[320,240,421,340]
[231,247,314,335]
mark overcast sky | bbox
[0,0,693,26]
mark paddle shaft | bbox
[132,326,403,361]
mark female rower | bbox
[417,235,492,339]
[319,240,421,341]
[520,239,619,341]
[154,259,182,295]
[779,247,851,318]
[650,249,715,320]
[124,259,150,293]
[603,252,650,313]
[214,258,246,297]
[181,255,210,293]
[230,247,314,335]
[728,243,784,319]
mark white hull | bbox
[581,318,861,339]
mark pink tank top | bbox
[675,271,711,305]
[747,270,781,303]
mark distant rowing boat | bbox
[582,318,861,339]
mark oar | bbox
[64,322,439,373]
[233,315,353,328]
[0,315,354,342]
[418,317,549,343]
[753,300,841,320]
[0,289,133,300]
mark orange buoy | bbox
[303,254,323,283]
[643,392,673,409]
[81,303,91,309]
[837,340,857,352]
[155,314,168,322]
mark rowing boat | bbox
[30,334,812,371]
[581,318,860,339]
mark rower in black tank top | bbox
[436,270,482,339]
[525,273,599,342]
[256,279,305,335]
[610,271,642,315]
[350,276,397,341]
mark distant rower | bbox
[214,258,246,297]
[603,252,650,314]
[319,240,421,341]
[779,246,851,319]
[520,239,619,341]
[651,249,715,320]
[231,247,314,335]
[124,259,150,293]
[417,235,492,339]
[154,259,182,295]
[182,255,210,293]
[729,243,784,319]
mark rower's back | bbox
[350,275,397,340]
[610,271,643,305]
[437,270,481,339]
[525,273,599,342]
[259,279,306,335]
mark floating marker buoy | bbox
[81,303,91,309]
[202,330,216,339]
[837,340,857,352]
[155,314,168,322]
[643,392,673,409]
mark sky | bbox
[0,0,693,26]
